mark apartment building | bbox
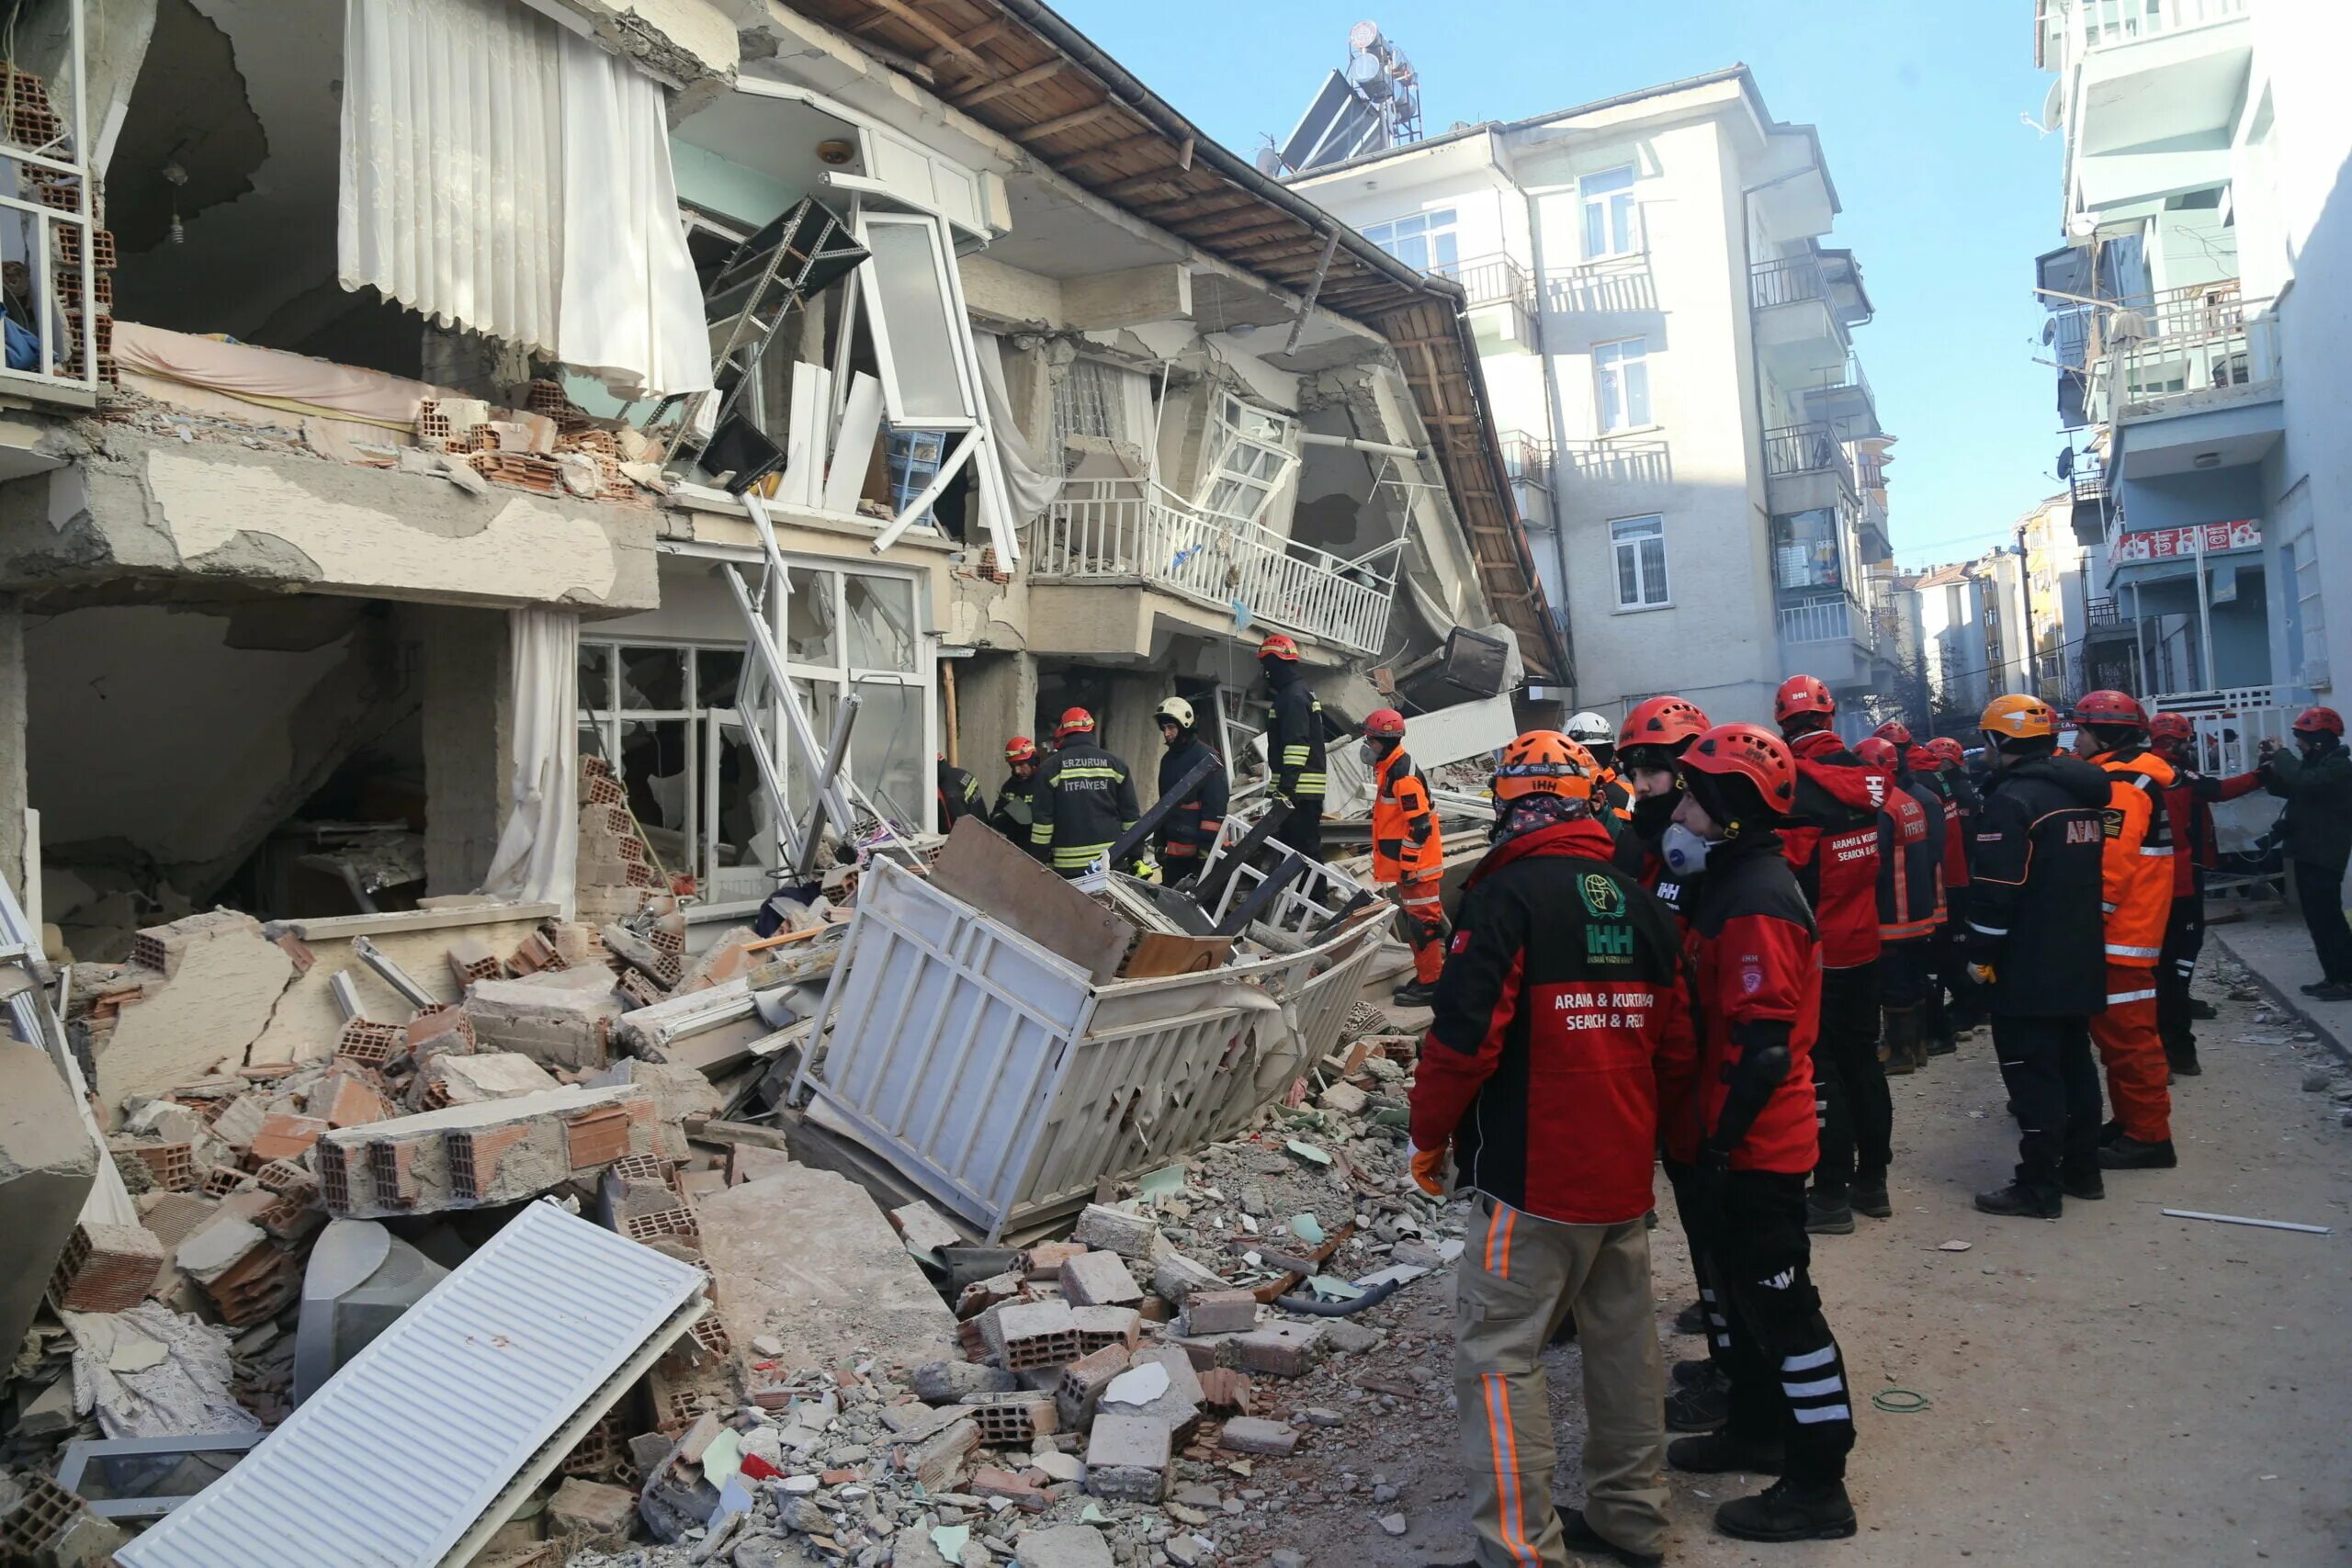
[2036,0,2352,708]
[1290,66,1895,730]
[0,0,1549,960]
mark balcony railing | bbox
[2041,0,2248,76]
[1764,422,1857,497]
[1431,254,1536,312]
[2087,281,2279,424]
[1496,430,1552,490]
[1750,254,1830,311]
[0,6,108,406]
[1780,597,1871,649]
[1033,478,1397,655]
[2085,596,2125,628]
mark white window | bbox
[1198,394,1298,528]
[1581,165,1639,260]
[1049,357,1152,472]
[1611,515,1669,609]
[1362,209,1461,276]
[1593,338,1652,433]
[855,210,978,423]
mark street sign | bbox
[2111,519,2260,563]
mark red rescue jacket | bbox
[2157,761,2260,896]
[1781,730,1884,970]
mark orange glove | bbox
[1409,1145,1449,1199]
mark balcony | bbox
[1764,421,1855,516]
[2088,283,2284,478]
[1430,254,1538,353]
[2067,455,2113,545]
[1801,354,1881,440]
[1749,254,1868,382]
[1031,478,1397,656]
[1497,430,1555,532]
[1778,596,1877,689]
[2043,0,2253,217]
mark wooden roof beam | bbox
[1019,99,1131,142]
[923,15,1013,66]
[952,58,1069,109]
[852,0,992,77]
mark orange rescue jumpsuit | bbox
[1374,746,1448,984]
[2089,746,2178,1143]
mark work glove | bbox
[1408,1144,1450,1199]
[1969,962,1997,987]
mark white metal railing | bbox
[1032,478,1398,655]
[0,6,105,403]
[2043,0,2248,78]
[2086,281,2279,424]
[1779,597,1869,648]
[2149,686,2292,777]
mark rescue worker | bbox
[1918,735,1984,1048]
[1362,708,1448,1008]
[2071,690,2178,1171]
[1568,709,1635,827]
[1771,676,1889,1237]
[1857,737,1939,1078]
[1150,698,1228,880]
[1258,633,1328,862]
[2149,714,2260,1073]
[1875,719,1951,1058]
[1411,731,1689,1568]
[1659,723,1859,1544]
[1028,707,1139,878]
[989,737,1041,841]
[936,755,983,830]
[2255,706,2352,998]
[1966,695,2115,1219]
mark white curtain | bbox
[338,0,712,401]
[972,333,1060,523]
[481,608,581,914]
[1117,367,1157,481]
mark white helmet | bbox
[1154,697,1196,729]
[1565,710,1613,744]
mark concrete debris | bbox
[314,1085,668,1218]
[63,1303,261,1440]
[408,1048,560,1108]
[91,912,298,1124]
[0,1041,99,1361]
[462,966,625,1071]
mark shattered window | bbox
[1198,395,1297,529]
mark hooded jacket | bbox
[2157,755,2260,894]
[1414,818,1693,1224]
[1781,729,1885,969]
[1965,752,2112,1018]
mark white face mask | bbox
[1661,822,1713,876]
[1358,739,1384,767]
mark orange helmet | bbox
[1872,719,1914,747]
[1980,694,2057,741]
[1680,723,1798,818]
[2147,713,2192,746]
[1774,674,1836,726]
[1853,737,1899,771]
[1363,708,1408,740]
[1054,706,1095,740]
[1923,736,1966,769]
[1619,695,1711,755]
[2072,689,2147,730]
[1004,736,1038,765]
[1492,730,1598,806]
[1258,632,1301,662]
[2294,705,2345,737]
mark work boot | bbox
[2166,1043,2203,1077]
[1804,1189,1855,1235]
[2314,982,2352,1002]
[1849,1177,1893,1219]
[2061,1166,2107,1201]
[2098,1134,2178,1169]
[1673,1298,1708,1337]
[1667,1430,1784,1475]
[1973,1180,2060,1220]
[1927,1030,1957,1057]
[1664,1377,1730,1432]
[2098,1117,2124,1146]
[1555,1506,1665,1568]
[1391,978,1437,1008]
[1672,1358,1730,1392]
[1882,1008,1922,1075]
[2301,979,2333,996]
[2188,997,2218,1019]
[1713,1479,1860,1543]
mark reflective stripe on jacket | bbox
[1029,740,1140,874]
[2091,746,2178,962]
[1372,747,1444,884]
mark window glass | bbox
[698,649,742,711]
[1594,339,1651,433]
[849,678,924,831]
[577,645,611,710]
[788,570,837,666]
[865,219,968,421]
[1611,515,1668,608]
[618,647,686,710]
[1198,394,1297,527]
[1363,209,1459,275]
[1772,508,1846,592]
[845,574,918,672]
[1581,165,1638,259]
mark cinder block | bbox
[1217,1416,1299,1456]
[991,1299,1080,1371]
[49,1222,165,1312]
[1060,1250,1143,1308]
[127,1141,195,1192]
[1083,1415,1170,1503]
[548,1478,636,1546]
[316,1087,659,1219]
[957,1390,1058,1445]
[1071,1305,1142,1356]
[1150,1250,1228,1304]
[1237,1320,1323,1378]
[1054,1344,1130,1431]
[1022,1240,1088,1280]
[1183,1289,1261,1336]
[1070,1203,1159,1260]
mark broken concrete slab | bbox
[1083,1414,1170,1503]
[548,1478,636,1546]
[0,1041,98,1362]
[409,1050,560,1109]
[1217,1416,1299,1456]
[913,1360,1017,1404]
[96,912,296,1123]
[313,1086,664,1219]
[1182,1290,1260,1336]
[901,1416,980,1492]
[1150,1251,1228,1304]
[1070,1203,1159,1260]
[1014,1524,1115,1568]
[1059,1251,1143,1307]
[249,908,553,1066]
[587,1059,719,1158]
[891,1199,966,1262]
[694,1163,960,1376]
[461,966,623,1071]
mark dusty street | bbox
[1249,970,2352,1568]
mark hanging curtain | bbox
[972,333,1060,523]
[1117,366,1157,480]
[338,0,712,400]
[481,608,581,914]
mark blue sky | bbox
[1058,0,2065,570]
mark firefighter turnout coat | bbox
[1028,740,1140,875]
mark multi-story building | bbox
[0,0,1551,959]
[2035,0,2352,708]
[1288,66,1894,730]
[1906,564,1992,724]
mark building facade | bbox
[1290,67,1894,730]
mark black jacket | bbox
[1267,670,1329,803]
[989,775,1038,840]
[1964,753,2112,1018]
[1028,740,1139,875]
[1154,736,1230,865]
[1612,793,1695,927]
[937,762,983,829]
[2260,740,2352,872]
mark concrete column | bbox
[412,605,514,896]
[952,650,1037,794]
[1105,671,1171,811]
[0,599,24,901]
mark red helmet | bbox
[1054,706,1095,740]
[1872,719,1914,747]
[1774,674,1836,726]
[2294,705,2346,737]
[1004,736,1038,765]
[1363,708,1408,740]
[2073,689,2148,730]
[1258,632,1301,662]
[1681,723,1798,813]
[1853,737,1899,770]
[2147,713,2193,745]
[1923,736,1966,769]
[1619,695,1711,753]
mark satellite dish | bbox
[1254,142,1283,175]
[1349,19,1382,51]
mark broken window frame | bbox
[0,0,102,406]
[1196,393,1300,532]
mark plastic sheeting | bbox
[481,608,581,915]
